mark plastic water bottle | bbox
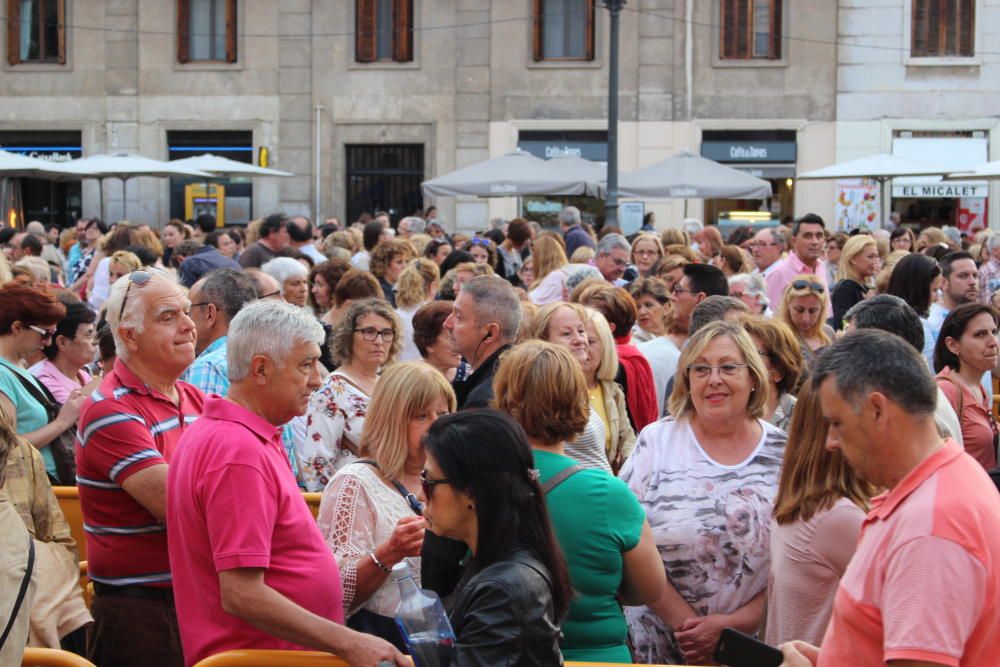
[392,562,456,667]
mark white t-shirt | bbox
[637,336,681,418]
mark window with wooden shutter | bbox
[719,0,782,60]
[177,0,237,63]
[7,0,66,65]
[911,0,975,58]
[533,0,595,61]
[355,0,413,63]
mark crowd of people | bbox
[1,206,999,667]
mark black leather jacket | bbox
[448,548,563,667]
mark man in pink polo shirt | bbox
[167,300,404,667]
[765,214,830,315]
[780,329,1000,667]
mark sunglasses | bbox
[466,238,492,248]
[420,470,453,500]
[118,270,152,320]
[27,324,57,340]
[791,280,824,292]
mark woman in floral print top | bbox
[300,298,401,492]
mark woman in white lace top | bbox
[317,361,456,650]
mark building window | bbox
[533,0,595,61]
[911,0,975,58]
[177,0,237,63]
[346,144,424,225]
[719,0,782,60]
[355,0,413,63]
[6,0,66,65]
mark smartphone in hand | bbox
[713,627,783,667]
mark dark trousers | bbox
[87,588,183,667]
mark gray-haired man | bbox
[594,233,631,284]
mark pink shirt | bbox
[764,252,831,317]
[935,367,998,470]
[819,440,1000,667]
[167,396,345,666]
[30,359,91,403]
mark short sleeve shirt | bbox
[819,440,1000,667]
[167,396,344,666]
[0,356,56,477]
[76,359,204,587]
[535,449,644,663]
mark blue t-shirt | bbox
[0,356,56,477]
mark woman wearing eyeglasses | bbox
[31,302,97,405]
[492,343,663,663]
[630,233,664,277]
[831,234,880,331]
[421,408,573,667]
[318,362,455,650]
[0,284,83,484]
[740,316,804,433]
[777,274,834,372]
[301,298,402,492]
[619,321,785,666]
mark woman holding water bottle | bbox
[421,409,573,666]
[318,362,456,651]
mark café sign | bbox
[701,141,797,164]
[892,183,988,198]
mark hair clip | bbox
[527,468,540,481]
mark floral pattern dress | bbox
[619,417,785,664]
[300,372,371,492]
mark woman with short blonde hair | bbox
[528,234,569,290]
[740,316,804,431]
[777,274,834,370]
[395,258,440,362]
[831,234,879,330]
[319,361,455,649]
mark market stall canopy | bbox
[797,152,946,182]
[0,149,84,179]
[616,150,772,200]
[169,153,294,178]
[57,153,214,179]
[945,159,1000,181]
[544,154,606,197]
[421,150,599,198]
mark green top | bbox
[534,448,645,663]
[0,357,56,478]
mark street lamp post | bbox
[602,0,625,229]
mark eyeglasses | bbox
[190,302,212,310]
[259,290,282,300]
[749,242,780,249]
[791,280,825,292]
[118,270,151,321]
[420,470,453,499]
[687,362,749,379]
[672,284,695,295]
[355,327,395,342]
[634,249,660,257]
[27,325,57,340]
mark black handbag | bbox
[8,369,78,486]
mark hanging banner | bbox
[957,197,987,232]
[834,179,880,232]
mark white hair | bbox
[728,272,769,307]
[14,256,49,283]
[400,216,426,234]
[260,257,308,298]
[596,233,630,255]
[985,232,1000,252]
[227,300,325,382]
[682,218,704,235]
[104,267,183,358]
[559,206,581,226]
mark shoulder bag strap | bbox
[542,463,584,495]
[6,367,59,421]
[356,459,424,516]
[0,535,34,650]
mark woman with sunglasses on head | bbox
[421,408,573,666]
[619,321,785,666]
[777,274,834,372]
[831,234,880,331]
[0,284,83,484]
[302,298,402,492]
[318,362,455,650]
[493,343,662,663]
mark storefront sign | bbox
[892,184,988,198]
[518,131,608,164]
[701,141,797,164]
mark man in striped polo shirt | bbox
[76,267,204,667]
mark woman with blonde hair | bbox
[713,244,752,278]
[874,249,909,294]
[107,250,142,285]
[630,233,664,276]
[777,275,834,370]
[528,233,569,296]
[492,342,665,663]
[302,298,402,491]
[583,308,636,472]
[318,362,455,649]
[765,380,876,646]
[831,234,879,330]
[660,227,690,248]
[620,321,785,665]
[395,258,440,362]
[740,316,804,432]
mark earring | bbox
[467,504,474,511]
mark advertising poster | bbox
[957,197,987,232]
[834,179,880,232]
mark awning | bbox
[892,137,988,198]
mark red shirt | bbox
[75,359,204,588]
[819,440,1000,666]
[167,396,345,666]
